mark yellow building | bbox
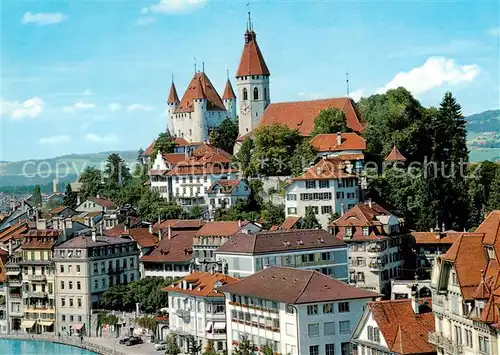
[20,230,59,334]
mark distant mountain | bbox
[466,109,500,133]
[466,109,500,162]
[0,150,138,186]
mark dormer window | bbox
[345,227,352,237]
[486,245,495,260]
[362,227,369,236]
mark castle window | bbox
[189,129,192,136]
[253,87,259,100]
[243,88,248,101]
[264,87,268,100]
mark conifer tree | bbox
[63,183,78,208]
[302,207,322,229]
[32,185,42,207]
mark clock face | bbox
[240,101,251,114]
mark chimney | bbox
[37,219,47,230]
[368,198,372,209]
[91,227,97,242]
[158,228,163,241]
[168,225,172,240]
[442,222,446,232]
[341,203,345,216]
[53,179,58,193]
[238,220,242,228]
[149,224,153,234]
[99,223,103,236]
[411,275,419,314]
[336,132,342,146]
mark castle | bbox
[166,17,270,142]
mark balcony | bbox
[8,280,22,287]
[28,274,47,282]
[368,263,385,271]
[428,332,463,354]
[24,291,48,298]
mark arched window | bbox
[243,88,248,101]
[253,87,259,100]
[264,87,268,100]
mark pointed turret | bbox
[167,81,180,104]
[222,78,237,119]
[236,14,270,77]
[384,145,407,162]
[222,79,236,100]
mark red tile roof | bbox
[164,272,240,298]
[385,145,407,162]
[48,206,75,215]
[21,230,60,250]
[144,139,156,156]
[140,230,195,263]
[216,229,345,255]
[196,221,250,237]
[222,79,236,100]
[0,257,6,283]
[208,179,244,194]
[120,228,159,248]
[410,231,464,245]
[167,144,235,176]
[88,196,115,209]
[163,153,186,165]
[175,72,226,114]
[292,158,356,181]
[236,30,270,77]
[0,222,29,242]
[104,217,141,237]
[367,299,435,354]
[167,82,180,103]
[311,133,366,152]
[145,137,191,157]
[279,216,302,230]
[257,98,363,136]
[218,267,379,304]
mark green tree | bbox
[234,339,253,355]
[262,345,274,355]
[251,124,301,176]
[153,131,175,156]
[138,189,182,221]
[209,118,239,154]
[234,138,255,177]
[203,340,217,355]
[137,148,145,162]
[302,207,322,229]
[487,167,500,212]
[104,153,132,190]
[32,185,42,207]
[260,201,285,229]
[186,335,202,355]
[213,199,260,222]
[79,166,103,199]
[289,139,318,176]
[63,183,78,209]
[310,108,350,136]
[165,334,180,355]
[183,205,205,219]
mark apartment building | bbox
[193,221,261,272]
[311,132,366,172]
[284,158,360,229]
[53,232,140,336]
[164,272,240,353]
[329,202,404,296]
[0,252,8,334]
[5,251,23,332]
[19,230,59,334]
[218,266,379,355]
[215,229,348,281]
[410,230,462,272]
[351,297,435,355]
[207,179,251,217]
[429,211,500,355]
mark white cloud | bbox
[127,104,155,112]
[63,102,96,113]
[349,89,366,101]
[39,135,70,145]
[85,133,118,143]
[108,103,122,112]
[1,97,45,120]
[135,17,157,26]
[50,89,93,97]
[142,0,207,15]
[488,27,500,37]
[376,57,480,96]
[21,12,67,25]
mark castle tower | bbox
[167,80,180,136]
[222,78,237,120]
[236,13,271,136]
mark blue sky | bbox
[1,0,499,161]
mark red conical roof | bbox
[175,72,226,114]
[236,30,270,77]
[385,145,407,162]
[167,82,180,103]
[222,79,236,100]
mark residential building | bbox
[193,221,261,272]
[5,251,23,332]
[164,272,240,353]
[20,230,59,334]
[351,297,435,355]
[329,202,405,296]
[0,251,8,334]
[149,151,186,199]
[53,232,140,336]
[47,206,77,219]
[311,133,366,172]
[218,266,379,355]
[391,279,432,300]
[75,196,115,214]
[429,211,500,355]
[410,230,462,271]
[207,179,251,217]
[284,158,360,229]
[215,229,348,281]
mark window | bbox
[253,87,259,100]
[319,180,329,188]
[321,205,333,214]
[243,88,248,101]
[309,345,319,355]
[94,280,98,289]
[324,322,335,335]
[368,326,380,342]
[76,265,81,273]
[77,281,81,290]
[341,343,350,355]
[60,281,64,290]
[68,265,72,273]
[69,298,74,307]
[305,180,316,189]
[362,227,369,236]
[69,281,73,289]
[287,207,297,215]
[339,320,350,334]
[345,227,352,237]
[307,305,318,315]
[325,344,335,355]
[465,329,473,348]
[70,315,74,322]
[308,323,319,337]
[286,304,295,314]
[339,302,349,313]
[61,298,66,307]
[285,323,295,337]
[286,194,297,201]
[61,315,66,322]
[479,335,490,354]
[323,303,334,314]
[336,192,344,199]
[60,265,64,273]
[78,298,82,308]
[305,206,319,214]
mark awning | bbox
[71,323,85,330]
[39,321,54,327]
[21,320,36,329]
[213,322,225,330]
[205,322,213,332]
[6,271,20,276]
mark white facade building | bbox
[215,229,348,281]
[218,266,379,355]
[165,272,240,353]
[285,158,360,229]
[207,179,251,217]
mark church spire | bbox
[237,16,270,77]
[222,79,236,100]
[167,78,180,104]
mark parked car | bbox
[154,341,167,351]
[118,336,130,345]
[125,336,143,346]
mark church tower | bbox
[167,79,180,136]
[236,13,270,136]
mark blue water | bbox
[0,339,98,355]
